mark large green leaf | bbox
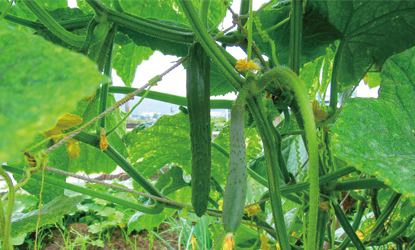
[331,46,415,203]
[10,195,83,238]
[127,208,176,234]
[124,112,229,186]
[253,3,341,67]
[113,39,154,87]
[311,0,415,88]
[0,21,106,163]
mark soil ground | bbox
[17,222,183,250]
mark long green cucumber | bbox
[222,103,247,233]
[187,42,211,217]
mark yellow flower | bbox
[100,128,108,151]
[245,205,261,216]
[222,233,234,250]
[219,200,223,211]
[276,243,281,250]
[260,232,270,250]
[235,58,259,72]
[356,230,364,241]
[311,100,328,121]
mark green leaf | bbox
[300,46,335,99]
[0,21,106,163]
[253,3,341,67]
[68,142,117,175]
[113,41,154,87]
[9,195,83,238]
[127,208,176,235]
[155,166,191,204]
[331,46,415,203]
[311,0,415,88]
[12,140,70,203]
[210,63,237,96]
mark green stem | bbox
[108,86,235,109]
[370,192,402,237]
[2,166,165,214]
[199,0,210,28]
[98,36,114,129]
[268,116,291,184]
[0,168,14,250]
[246,96,291,250]
[239,0,249,28]
[0,1,13,21]
[178,0,245,91]
[338,189,367,250]
[332,179,386,191]
[113,0,124,13]
[22,0,85,47]
[254,67,319,250]
[86,0,194,44]
[329,40,344,112]
[79,19,98,55]
[247,0,253,62]
[331,198,366,250]
[96,24,116,72]
[370,187,381,220]
[289,0,303,75]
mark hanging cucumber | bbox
[222,103,247,233]
[186,42,211,217]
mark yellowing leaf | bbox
[319,201,329,212]
[100,128,108,151]
[260,232,270,250]
[356,230,364,241]
[245,205,261,216]
[41,113,83,142]
[191,235,198,250]
[222,233,234,250]
[66,138,81,159]
[311,100,327,121]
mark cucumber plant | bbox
[1,0,415,249]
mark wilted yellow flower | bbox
[41,113,83,142]
[245,205,261,216]
[222,233,234,250]
[260,232,270,250]
[100,128,108,151]
[66,138,81,159]
[356,230,364,241]
[236,58,259,72]
[311,100,327,121]
[219,200,223,211]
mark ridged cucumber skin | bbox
[223,104,247,233]
[186,42,211,217]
